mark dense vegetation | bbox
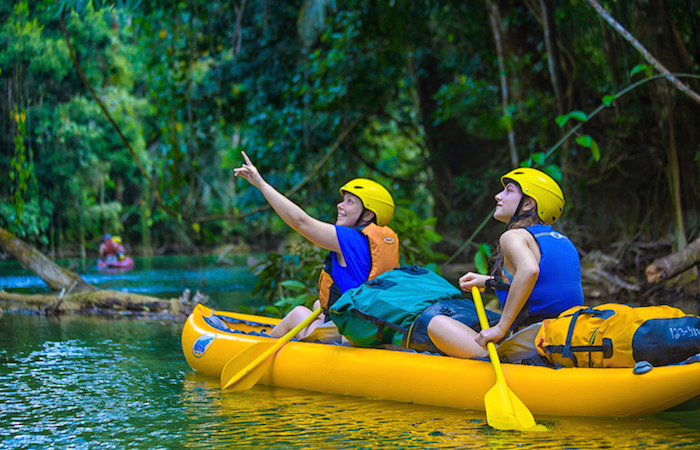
[2,1,698,292]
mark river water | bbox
[1,256,699,448]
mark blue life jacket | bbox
[495,224,583,329]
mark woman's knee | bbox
[288,305,312,322]
[427,315,484,358]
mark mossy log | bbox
[0,289,197,317]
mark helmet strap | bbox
[506,196,535,227]
[352,207,373,229]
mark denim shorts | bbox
[406,298,501,355]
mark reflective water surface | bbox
[1,258,699,448]
[0,255,260,311]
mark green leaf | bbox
[280,279,306,292]
[422,217,438,226]
[262,305,281,316]
[575,135,593,148]
[274,297,292,307]
[424,262,441,275]
[474,251,488,275]
[569,111,588,122]
[544,165,563,181]
[237,305,254,314]
[555,114,568,128]
[630,64,648,77]
[590,140,601,162]
[602,95,615,107]
[478,243,492,258]
[531,152,546,166]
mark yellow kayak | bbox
[181,303,700,417]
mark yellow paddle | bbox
[221,307,322,392]
[471,287,545,431]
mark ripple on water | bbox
[1,315,699,449]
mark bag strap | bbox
[549,307,616,366]
[394,265,429,275]
[349,308,409,343]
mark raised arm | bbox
[475,229,539,346]
[233,151,342,253]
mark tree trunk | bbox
[646,237,700,283]
[632,0,699,251]
[537,0,564,118]
[486,0,518,167]
[0,226,95,292]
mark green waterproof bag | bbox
[329,265,462,347]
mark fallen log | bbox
[0,288,201,318]
[646,237,700,283]
[0,226,94,292]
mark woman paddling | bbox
[407,167,584,359]
[233,151,400,339]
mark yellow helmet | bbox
[501,167,565,224]
[340,178,395,226]
[112,236,123,245]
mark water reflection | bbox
[1,262,699,449]
[179,373,700,449]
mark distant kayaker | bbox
[233,151,399,339]
[99,234,127,262]
[408,167,584,359]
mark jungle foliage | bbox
[2,0,699,282]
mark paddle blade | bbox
[472,287,546,432]
[221,342,275,392]
[484,381,545,431]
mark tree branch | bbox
[584,0,700,104]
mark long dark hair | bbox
[490,195,544,280]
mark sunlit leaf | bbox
[602,95,615,107]
[474,251,488,275]
[569,110,588,122]
[555,114,568,128]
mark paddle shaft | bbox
[222,307,322,390]
[472,288,513,409]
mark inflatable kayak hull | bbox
[181,304,700,417]
[98,256,135,270]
